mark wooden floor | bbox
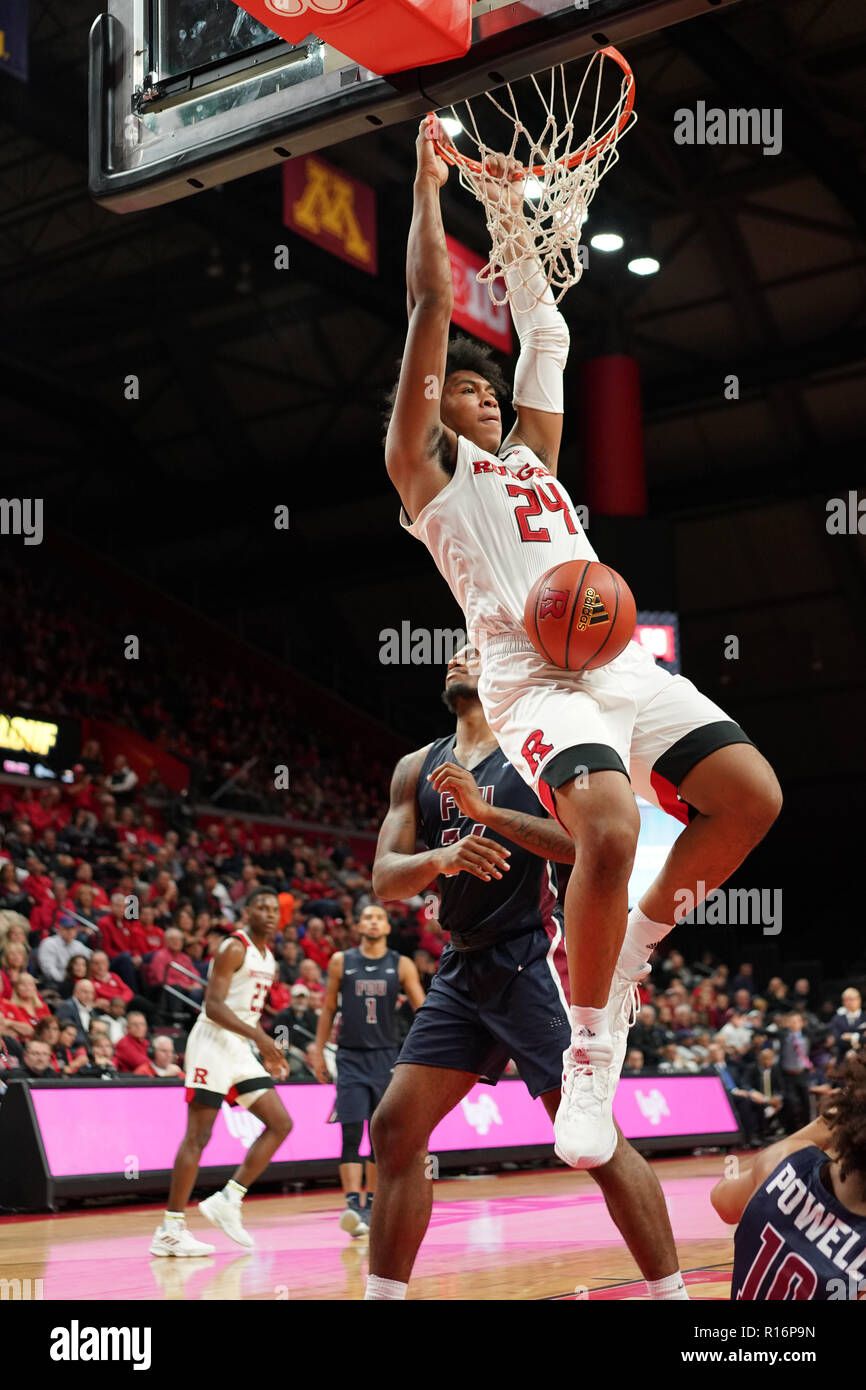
[0,1155,735,1300]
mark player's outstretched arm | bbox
[710,1116,834,1226]
[204,938,286,1077]
[385,116,458,522]
[428,760,575,864]
[406,115,453,318]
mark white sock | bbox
[224,1179,246,1202]
[569,1005,611,1058]
[620,906,674,974]
[646,1271,689,1300]
[365,1275,408,1301]
[164,1210,185,1226]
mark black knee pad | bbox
[341,1121,364,1164]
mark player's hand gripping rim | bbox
[416,113,452,188]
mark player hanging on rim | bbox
[310,904,426,1238]
[712,1053,866,1300]
[383,116,782,1168]
[150,889,291,1257]
[365,642,689,1300]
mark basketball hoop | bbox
[433,47,636,310]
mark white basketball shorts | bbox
[184,1017,273,1109]
[478,634,754,824]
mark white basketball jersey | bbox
[216,930,276,1027]
[399,436,597,647]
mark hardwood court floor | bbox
[0,1155,735,1301]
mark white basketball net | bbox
[442,50,636,310]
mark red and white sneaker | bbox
[150,1223,215,1258]
[554,1029,618,1170]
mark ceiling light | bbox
[590,232,624,252]
[205,245,224,279]
[627,256,660,276]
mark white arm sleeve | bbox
[504,258,570,414]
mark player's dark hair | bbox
[820,1053,866,1191]
[246,887,278,910]
[361,901,389,921]
[381,334,510,445]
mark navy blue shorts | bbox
[397,926,571,1099]
[335,1046,398,1123]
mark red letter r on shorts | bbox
[521,729,554,776]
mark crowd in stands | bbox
[0,742,438,1091]
[624,949,865,1146]
[0,562,390,828]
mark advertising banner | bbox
[29,1074,737,1178]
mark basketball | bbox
[523,560,637,672]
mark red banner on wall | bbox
[445,234,512,354]
[283,155,377,275]
[82,720,190,794]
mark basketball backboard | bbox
[90,0,743,212]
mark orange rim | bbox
[432,46,635,180]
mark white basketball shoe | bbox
[199,1190,255,1248]
[339,1205,369,1238]
[554,960,651,1169]
[150,1222,215,1258]
[554,1026,619,1170]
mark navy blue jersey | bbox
[337,947,402,1050]
[732,1146,866,1300]
[417,735,563,952]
